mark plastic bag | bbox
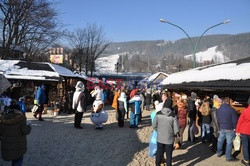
[148,130,157,157]
[31,105,39,113]
[233,135,241,151]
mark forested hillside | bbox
[104,33,250,72]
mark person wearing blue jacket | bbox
[216,97,238,162]
[18,97,26,115]
[129,92,141,128]
[33,84,46,121]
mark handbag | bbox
[148,130,157,157]
[233,135,241,151]
[192,123,199,135]
[31,104,39,113]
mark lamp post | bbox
[160,19,230,68]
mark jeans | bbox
[202,123,211,141]
[175,127,185,145]
[188,118,195,142]
[241,134,250,161]
[156,142,173,166]
[130,112,139,127]
[217,129,235,160]
[12,155,23,166]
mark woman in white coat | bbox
[72,81,85,129]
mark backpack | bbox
[77,91,85,108]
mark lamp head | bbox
[160,19,167,23]
[223,20,230,24]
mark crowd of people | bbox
[0,81,250,166]
[108,86,250,166]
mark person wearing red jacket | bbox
[236,97,250,166]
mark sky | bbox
[55,0,250,42]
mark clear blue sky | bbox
[56,0,250,42]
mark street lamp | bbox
[160,19,230,68]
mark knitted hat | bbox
[213,95,219,100]
[191,92,197,99]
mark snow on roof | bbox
[0,60,59,78]
[147,72,168,82]
[161,58,250,85]
[49,63,77,78]
[139,72,168,84]
[0,60,83,81]
[95,54,120,74]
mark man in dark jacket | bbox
[162,91,173,111]
[216,97,238,162]
[0,101,32,166]
[187,92,197,142]
[153,108,179,166]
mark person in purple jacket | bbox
[216,97,239,162]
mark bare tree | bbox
[67,23,111,76]
[0,0,63,60]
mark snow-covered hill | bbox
[184,46,229,63]
[95,54,120,74]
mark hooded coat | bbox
[118,92,128,113]
[0,109,31,161]
[36,85,46,105]
[72,81,85,113]
[152,108,179,144]
[129,95,141,114]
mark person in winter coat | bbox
[18,97,26,115]
[187,92,197,143]
[34,84,46,121]
[112,89,120,110]
[72,81,85,129]
[0,101,31,166]
[149,100,163,158]
[216,97,238,162]
[129,92,141,128]
[162,91,173,111]
[139,90,145,111]
[236,97,250,166]
[199,99,212,143]
[90,86,108,130]
[210,95,222,152]
[145,88,152,111]
[117,92,128,127]
[174,99,187,149]
[152,107,179,166]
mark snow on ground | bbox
[184,46,229,63]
